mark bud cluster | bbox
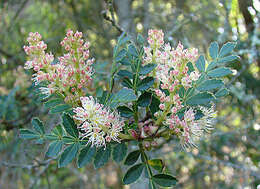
[23,30,95,104]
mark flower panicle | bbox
[144,29,217,150]
[23,29,95,103]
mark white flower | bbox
[73,96,124,148]
[197,104,217,132]
[190,71,200,81]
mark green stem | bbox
[139,143,153,180]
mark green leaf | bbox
[152,174,177,187]
[112,143,128,163]
[215,88,229,97]
[123,163,145,185]
[118,32,130,46]
[137,77,154,91]
[20,129,40,139]
[208,67,232,77]
[62,136,75,144]
[209,41,219,59]
[49,104,71,114]
[139,64,157,75]
[44,98,64,109]
[197,79,224,91]
[122,78,133,89]
[117,70,133,79]
[137,92,152,107]
[45,134,59,141]
[219,42,236,57]
[186,92,214,106]
[124,150,141,165]
[46,140,63,157]
[187,62,195,74]
[148,159,164,172]
[115,49,127,62]
[58,143,80,168]
[206,60,218,71]
[195,55,206,72]
[31,118,45,134]
[117,106,134,118]
[137,34,145,44]
[109,88,137,108]
[128,44,138,57]
[179,87,185,98]
[52,125,65,137]
[120,57,131,65]
[217,55,239,64]
[62,113,79,138]
[149,95,160,116]
[77,145,96,168]
[94,145,111,169]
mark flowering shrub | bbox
[20,29,238,188]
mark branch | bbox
[102,0,124,33]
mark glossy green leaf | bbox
[44,98,64,109]
[94,145,111,169]
[31,117,45,134]
[46,140,63,157]
[62,136,75,144]
[49,104,71,114]
[152,174,177,187]
[123,163,145,185]
[128,44,138,57]
[77,145,96,168]
[115,49,127,62]
[186,92,214,106]
[208,67,232,77]
[112,143,128,162]
[62,113,79,138]
[109,88,137,108]
[137,92,152,107]
[206,60,218,71]
[124,150,141,165]
[195,55,206,72]
[117,106,134,118]
[217,55,239,64]
[137,77,154,91]
[52,125,65,137]
[139,64,157,75]
[149,95,160,116]
[219,42,236,57]
[122,78,133,89]
[209,41,219,59]
[58,143,80,168]
[117,70,133,79]
[120,57,131,65]
[215,88,229,97]
[20,129,40,139]
[197,79,224,91]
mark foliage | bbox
[0,0,259,189]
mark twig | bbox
[101,0,124,33]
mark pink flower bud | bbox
[159,104,165,110]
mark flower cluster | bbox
[144,29,216,148]
[73,96,124,148]
[165,105,216,149]
[23,30,94,104]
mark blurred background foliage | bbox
[0,0,259,188]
